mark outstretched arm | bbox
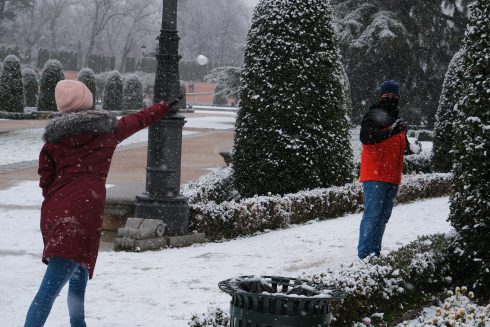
[38,147,55,198]
[113,101,170,143]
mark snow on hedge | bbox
[188,234,464,327]
[396,291,490,326]
[183,168,452,240]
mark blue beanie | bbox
[378,80,400,97]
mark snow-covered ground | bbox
[184,116,235,129]
[0,114,235,166]
[0,181,453,327]
[192,105,239,112]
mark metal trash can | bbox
[219,275,345,327]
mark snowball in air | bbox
[196,55,209,66]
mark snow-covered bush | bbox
[102,71,123,111]
[396,289,490,326]
[186,170,452,241]
[432,48,466,173]
[22,68,39,107]
[77,68,96,109]
[308,234,455,326]
[179,80,186,109]
[449,0,490,293]
[123,73,144,110]
[37,59,64,111]
[0,55,24,112]
[233,0,353,197]
[396,173,451,203]
[182,167,236,204]
[188,307,230,327]
[137,72,155,100]
[414,131,433,142]
[95,71,110,101]
[403,152,432,174]
[204,66,241,106]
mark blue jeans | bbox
[24,257,88,327]
[358,181,399,259]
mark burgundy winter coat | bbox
[38,102,169,278]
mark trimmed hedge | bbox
[317,234,453,326]
[184,169,452,241]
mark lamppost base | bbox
[135,194,189,236]
[114,219,206,252]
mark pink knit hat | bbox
[55,80,94,113]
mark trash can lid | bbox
[218,275,346,300]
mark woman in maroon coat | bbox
[24,80,171,327]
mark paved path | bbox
[0,112,235,196]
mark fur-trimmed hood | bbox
[43,110,118,144]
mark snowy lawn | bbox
[0,181,452,327]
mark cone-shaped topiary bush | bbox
[432,48,466,172]
[37,59,64,111]
[77,68,97,109]
[449,0,490,293]
[0,55,25,112]
[22,68,39,108]
[123,73,144,110]
[233,0,353,197]
[102,70,123,111]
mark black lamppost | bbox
[134,0,189,236]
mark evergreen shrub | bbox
[102,71,123,111]
[233,0,353,197]
[37,59,64,111]
[77,68,96,108]
[21,68,39,107]
[0,55,24,112]
[432,48,466,172]
[449,0,490,293]
[123,74,144,110]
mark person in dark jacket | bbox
[24,80,173,327]
[357,80,420,259]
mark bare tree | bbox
[0,0,33,40]
[84,0,121,64]
[178,0,251,65]
[17,1,48,60]
[44,0,72,49]
[5,0,252,70]
[117,0,159,72]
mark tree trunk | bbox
[0,0,7,38]
[50,18,57,50]
[0,0,6,23]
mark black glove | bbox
[390,119,407,135]
[168,95,183,108]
